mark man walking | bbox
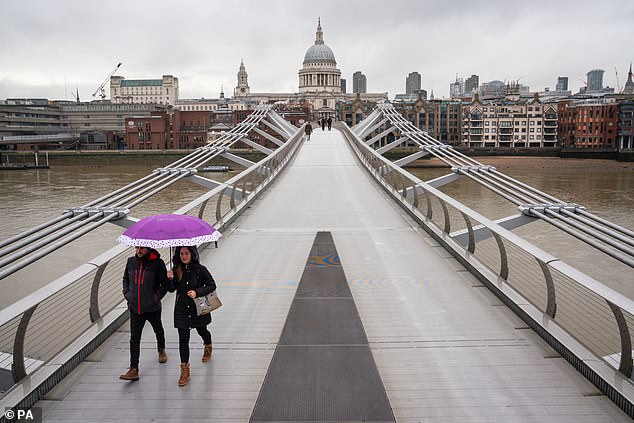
[304,121,313,141]
[119,246,170,381]
[327,117,332,131]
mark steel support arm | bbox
[359,118,389,139]
[353,109,382,136]
[221,152,256,168]
[450,213,537,246]
[393,150,430,167]
[377,137,409,154]
[108,216,139,229]
[366,125,396,146]
[253,128,284,147]
[268,112,297,135]
[240,138,274,155]
[426,172,464,188]
[262,118,292,139]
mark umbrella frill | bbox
[117,232,221,248]
[116,214,222,248]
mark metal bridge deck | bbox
[35,129,630,422]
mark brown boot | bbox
[202,343,213,362]
[178,363,190,387]
[158,348,167,363]
[119,368,139,381]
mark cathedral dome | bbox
[302,18,336,65]
[304,44,336,64]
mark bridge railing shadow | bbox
[0,124,304,418]
[340,123,634,418]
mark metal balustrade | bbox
[0,105,293,281]
[0,107,304,413]
[341,121,634,415]
[354,103,634,268]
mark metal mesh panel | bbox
[428,194,446,232]
[97,252,129,316]
[23,271,95,362]
[0,318,20,358]
[549,266,621,358]
[380,168,395,190]
[473,237,504,278]
[625,312,634,370]
[445,201,468,238]
[502,240,549,312]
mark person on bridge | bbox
[327,116,332,131]
[167,245,217,387]
[320,118,326,131]
[304,121,313,141]
[119,246,170,382]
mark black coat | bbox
[169,263,217,329]
[122,249,169,314]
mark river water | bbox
[0,156,632,308]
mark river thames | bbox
[0,155,632,308]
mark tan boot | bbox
[202,343,213,362]
[178,363,190,387]
[119,368,139,381]
[158,348,167,363]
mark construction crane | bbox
[92,62,122,99]
[70,87,80,103]
[615,67,622,93]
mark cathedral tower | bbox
[235,59,250,97]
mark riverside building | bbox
[461,93,558,148]
[110,75,179,105]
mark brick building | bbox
[124,114,169,150]
[558,100,619,148]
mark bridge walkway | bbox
[35,128,631,422]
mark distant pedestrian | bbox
[304,122,313,141]
[327,117,332,131]
[167,245,217,387]
[321,118,326,131]
[120,246,170,382]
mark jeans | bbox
[129,309,165,368]
[177,327,211,363]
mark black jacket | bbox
[168,263,216,329]
[122,249,169,314]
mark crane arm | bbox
[92,62,122,98]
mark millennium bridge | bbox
[0,105,633,422]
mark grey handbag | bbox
[193,291,222,316]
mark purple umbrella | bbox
[117,214,221,248]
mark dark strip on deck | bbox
[250,231,395,422]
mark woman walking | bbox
[167,245,216,387]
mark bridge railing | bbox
[0,124,304,414]
[340,123,634,416]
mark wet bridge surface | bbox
[36,129,631,422]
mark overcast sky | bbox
[1,0,633,101]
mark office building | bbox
[586,69,604,92]
[464,74,479,95]
[406,72,421,95]
[353,71,367,93]
[556,76,568,91]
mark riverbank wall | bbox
[0,149,266,167]
[1,146,632,166]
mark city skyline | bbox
[1,0,633,101]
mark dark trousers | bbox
[177,327,211,363]
[129,309,165,368]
